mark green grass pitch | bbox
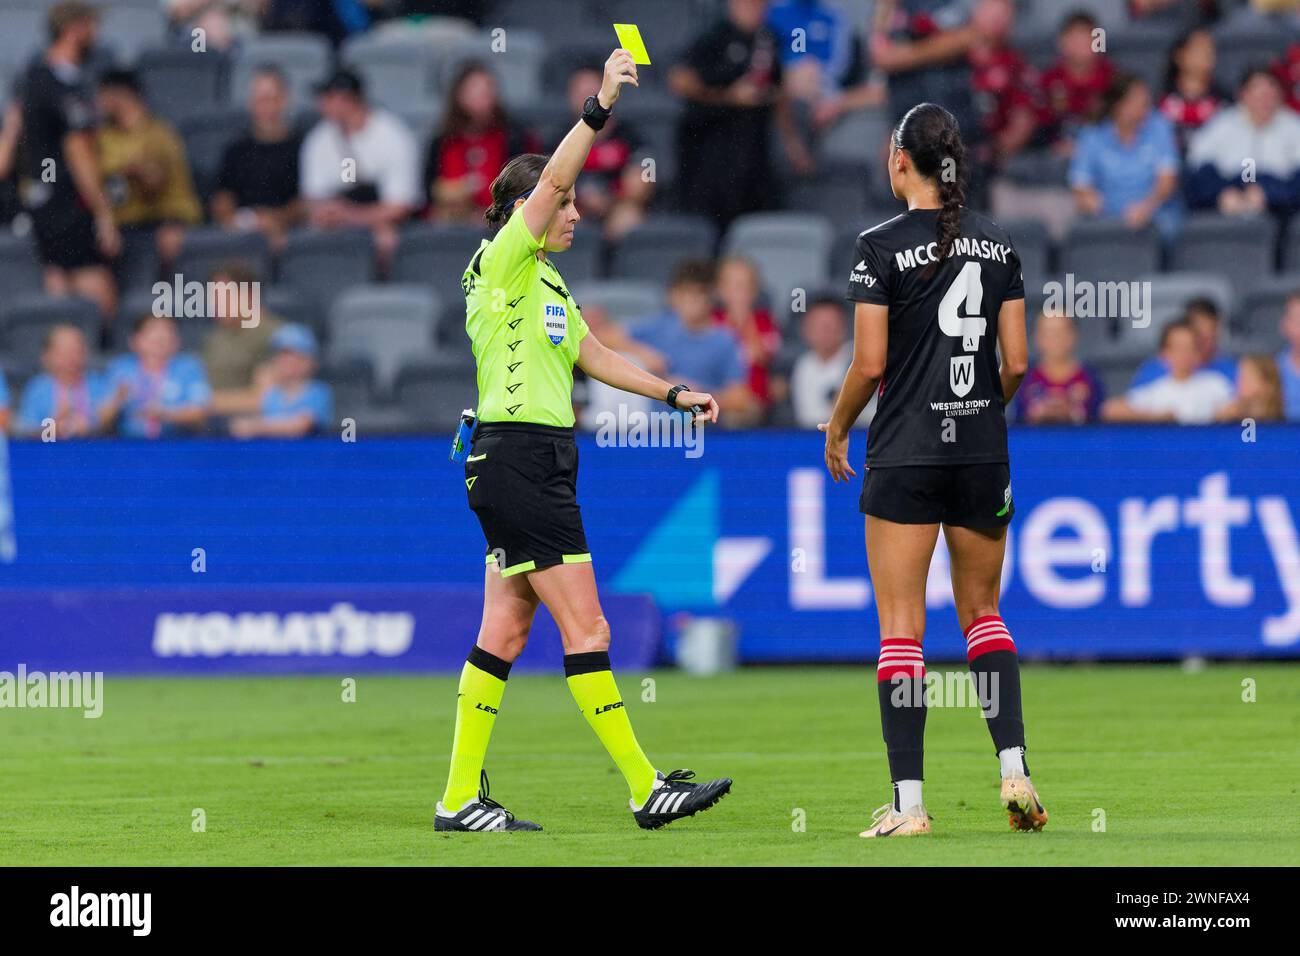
[2,664,1297,866]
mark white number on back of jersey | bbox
[938,260,986,352]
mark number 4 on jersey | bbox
[938,261,986,352]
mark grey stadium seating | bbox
[278,229,376,312]
[327,284,441,395]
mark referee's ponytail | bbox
[485,153,550,232]
[893,104,967,280]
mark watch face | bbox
[584,95,598,114]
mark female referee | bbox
[435,48,732,833]
[820,103,1046,838]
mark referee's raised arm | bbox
[518,49,639,240]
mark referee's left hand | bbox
[675,390,718,426]
[818,423,856,483]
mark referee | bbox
[435,49,732,833]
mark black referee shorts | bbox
[465,422,591,577]
[860,462,1014,529]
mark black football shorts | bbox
[859,462,1015,528]
[465,422,591,577]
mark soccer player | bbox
[820,103,1046,837]
[436,49,732,833]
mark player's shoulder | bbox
[960,206,1016,247]
[856,212,911,243]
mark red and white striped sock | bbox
[963,615,1016,659]
[876,637,926,682]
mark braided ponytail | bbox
[893,103,967,280]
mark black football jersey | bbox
[845,207,1024,467]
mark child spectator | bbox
[712,255,781,413]
[16,324,109,438]
[100,314,212,438]
[1015,311,1104,423]
[1131,297,1236,388]
[1102,320,1233,423]
[788,294,864,428]
[1216,355,1284,423]
[228,324,333,438]
[631,259,757,422]
[1277,289,1300,421]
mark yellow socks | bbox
[565,651,657,806]
[440,647,511,812]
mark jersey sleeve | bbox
[479,207,543,293]
[845,232,891,306]
[1005,241,1025,301]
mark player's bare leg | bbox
[861,515,940,837]
[946,523,1047,832]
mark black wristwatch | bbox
[581,94,612,131]
[665,384,690,410]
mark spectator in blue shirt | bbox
[768,0,885,131]
[100,314,212,438]
[1278,289,1300,421]
[1070,73,1183,239]
[17,324,110,438]
[229,323,333,438]
[1130,297,1237,388]
[631,259,757,423]
[0,369,10,434]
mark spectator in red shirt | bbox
[424,62,536,224]
[1038,10,1114,152]
[563,63,654,240]
[968,0,1040,168]
[1159,27,1226,150]
[1014,310,1104,424]
[711,254,780,420]
[1271,42,1300,112]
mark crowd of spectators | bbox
[0,0,1298,439]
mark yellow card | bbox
[613,23,651,65]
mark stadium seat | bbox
[1105,26,1174,91]
[1103,272,1235,361]
[327,284,441,394]
[496,0,602,36]
[178,109,249,202]
[1059,220,1161,283]
[1169,214,1277,297]
[557,227,604,282]
[0,8,46,75]
[820,107,893,170]
[277,229,376,311]
[100,4,168,66]
[1232,277,1296,355]
[137,48,229,127]
[176,228,273,284]
[609,214,717,284]
[393,359,479,424]
[0,235,45,298]
[570,280,663,326]
[229,32,333,110]
[398,104,444,150]
[342,37,438,114]
[1279,219,1300,272]
[436,30,545,108]
[1213,24,1288,92]
[114,226,162,293]
[724,212,834,306]
[0,295,101,369]
[262,285,330,345]
[1001,219,1053,298]
[320,356,376,417]
[391,223,485,341]
[786,162,873,231]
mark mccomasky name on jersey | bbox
[893,237,1014,272]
